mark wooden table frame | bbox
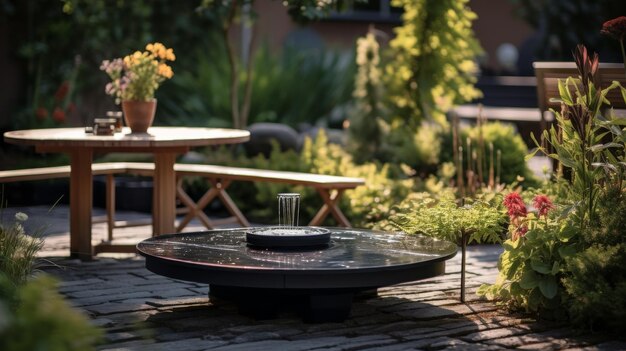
[3,127,249,260]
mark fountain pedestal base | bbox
[209,285,356,322]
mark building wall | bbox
[252,0,534,73]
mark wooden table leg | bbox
[70,149,94,260]
[153,153,177,235]
[309,188,351,227]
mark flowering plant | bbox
[478,192,576,314]
[100,43,175,104]
[601,16,626,78]
[503,192,555,241]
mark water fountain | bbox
[245,193,331,248]
[137,191,458,322]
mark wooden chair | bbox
[533,61,626,130]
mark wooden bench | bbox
[124,163,366,230]
[533,61,626,129]
[1,162,365,242]
[0,163,146,241]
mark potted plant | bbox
[100,42,175,133]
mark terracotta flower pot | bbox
[121,99,157,133]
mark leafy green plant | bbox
[551,30,626,330]
[159,44,354,129]
[478,193,574,317]
[0,274,102,351]
[562,186,626,331]
[528,45,621,229]
[383,193,505,302]
[0,209,103,349]
[482,44,626,331]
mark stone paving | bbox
[10,206,625,350]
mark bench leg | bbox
[210,179,250,227]
[309,188,351,227]
[176,178,250,231]
[176,178,218,231]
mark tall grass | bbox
[0,212,43,286]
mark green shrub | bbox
[380,192,505,301]
[160,44,354,128]
[462,122,536,186]
[383,122,445,174]
[0,211,102,349]
[562,187,626,331]
[377,192,505,245]
[0,274,102,351]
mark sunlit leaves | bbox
[386,0,483,127]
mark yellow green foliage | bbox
[348,31,387,163]
[386,0,482,127]
[378,193,505,244]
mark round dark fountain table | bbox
[137,228,457,322]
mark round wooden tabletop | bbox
[3,127,250,149]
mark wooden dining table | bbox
[3,127,250,260]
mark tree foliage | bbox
[348,30,387,163]
[385,0,483,127]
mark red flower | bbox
[503,192,527,218]
[533,195,555,218]
[66,102,76,114]
[52,107,66,123]
[35,107,48,121]
[54,81,70,102]
[601,16,626,41]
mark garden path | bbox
[9,206,625,350]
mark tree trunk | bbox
[460,231,467,303]
[240,20,257,128]
[223,1,240,129]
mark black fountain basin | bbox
[137,228,457,322]
[245,226,330,248]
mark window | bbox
[326,0,402,23]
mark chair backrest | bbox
[533,62,626,113]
